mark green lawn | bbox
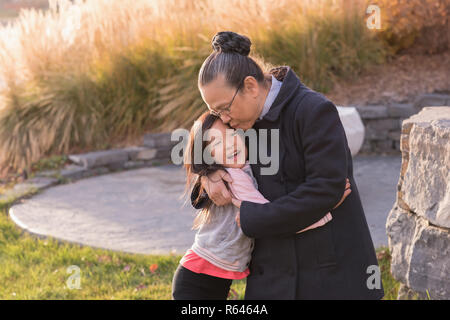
[0,191,397,300]
[0,194,248,300]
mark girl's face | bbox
[205,118,248,168]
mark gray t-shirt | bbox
[191,163,258,272]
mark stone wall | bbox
[355,93,450,154]
[386,106,450,300]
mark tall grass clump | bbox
[0,0,385,175]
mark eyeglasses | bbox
[209,78,244,118]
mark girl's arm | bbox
[225,167,269,205]
[225,167,332,234]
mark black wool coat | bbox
[192,66,384,300]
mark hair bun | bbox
[211,31,251,56]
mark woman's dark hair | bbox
[198,31,266,91]
[183,111,237,229]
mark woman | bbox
[191,31,384,300]
[172,111,339,300]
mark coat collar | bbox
[261,66,303,122]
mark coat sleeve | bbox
[239,100,348,238]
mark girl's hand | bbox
[231,198,242,208]
[333,178,351,210]
[231,198,242,227]
[201,169,233,206]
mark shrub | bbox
[0,0,385,173]
[375,0,449,54]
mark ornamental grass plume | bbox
[0,0,385,174]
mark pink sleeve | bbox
[296,212,333,233]
[225,168,269,204]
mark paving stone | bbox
[34,169,60,178]
[136,148,158,160]
[68,149,129,169]
[387,103,416,118]
[355,105,388,119]
[122,146,147,161]
[387,130,401,141]
[22,177,60,189]
[59,164,88,180]
[143,132,177,148]
[414,93,450,111]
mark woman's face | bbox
[199,73,269,131]
[205,118,248,168]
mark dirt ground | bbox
[326,51,450,106]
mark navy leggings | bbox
[171,264,232,300]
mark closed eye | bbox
[211,138,222,147]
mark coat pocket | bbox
[313,219,338,268]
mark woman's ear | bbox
[242,76,259,98]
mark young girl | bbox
[171,111,334,300]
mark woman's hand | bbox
[201,169,233,206]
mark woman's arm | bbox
[227,167,348,234]
[239,100,349,238]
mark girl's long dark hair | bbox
[183,111,236,229]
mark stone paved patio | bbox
[8,155,402,255]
